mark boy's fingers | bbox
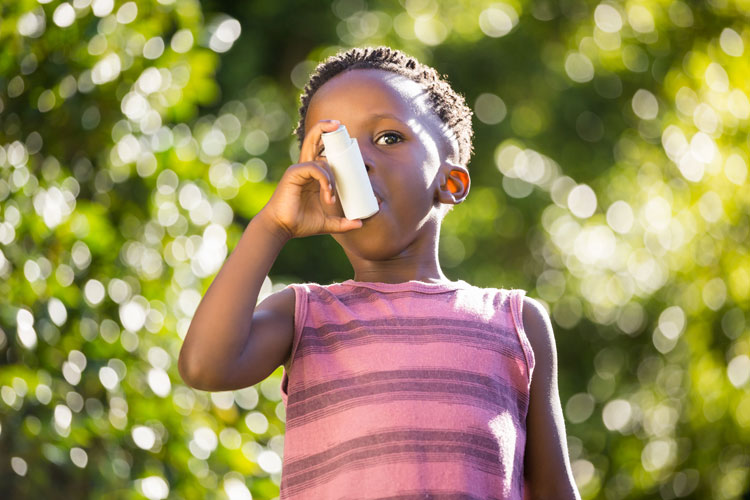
[300,119,341,163]
[304,162,336,203]
[326,217,363,233]
[298,160,338,205]
[292,160,332,189]
[321,185,335,204]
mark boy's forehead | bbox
[307,69,440,130]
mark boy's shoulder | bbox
[257,285,296,315]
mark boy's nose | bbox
[352,134,376,173]
[359,149,374,173]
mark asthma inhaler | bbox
[321,125,379,220]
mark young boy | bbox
[179,46,580,499]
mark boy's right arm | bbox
[178,119,362,391]
[178,213,293,392]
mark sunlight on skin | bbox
[380,72,460,164]
[378,72,458,232]
[406,116,443,230]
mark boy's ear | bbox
[436,162,470,205]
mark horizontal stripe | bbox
[313,285,478,307]
[282,427,513,488]
[286,391,525,431]
[299,316,514,337]
[373,492,502,500]
[289,367,519,405]
[293,320,521,361]
[307,292,505,325]
[285,369,527,429]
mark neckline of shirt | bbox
[339,278,471,293]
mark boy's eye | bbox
[375,132,403,146]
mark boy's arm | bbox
[178,214,294,391]
[178,119,361,391]
[521,296,581,500]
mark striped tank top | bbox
[279,279,535,500]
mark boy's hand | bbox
[257,119,363,240]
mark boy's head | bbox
[296,46,474,167]
[296,47,472,263]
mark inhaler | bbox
[321,125,380,220]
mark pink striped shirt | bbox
[279,279,535,499]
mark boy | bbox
[179,46,580,499]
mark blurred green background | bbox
[1,0,749,498]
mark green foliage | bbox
[1,0,749,499]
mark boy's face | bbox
[304,68,466,261]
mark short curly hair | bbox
[295,46,474,166]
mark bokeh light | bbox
[2,0,749,499]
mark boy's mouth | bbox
[361,193,383,221]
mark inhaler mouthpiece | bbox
[321,125,379,220]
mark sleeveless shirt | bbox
[279,279,535,500]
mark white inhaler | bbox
[321,125,379,220]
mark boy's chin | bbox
[332,231,405,261]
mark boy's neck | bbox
[339,200,454,286]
